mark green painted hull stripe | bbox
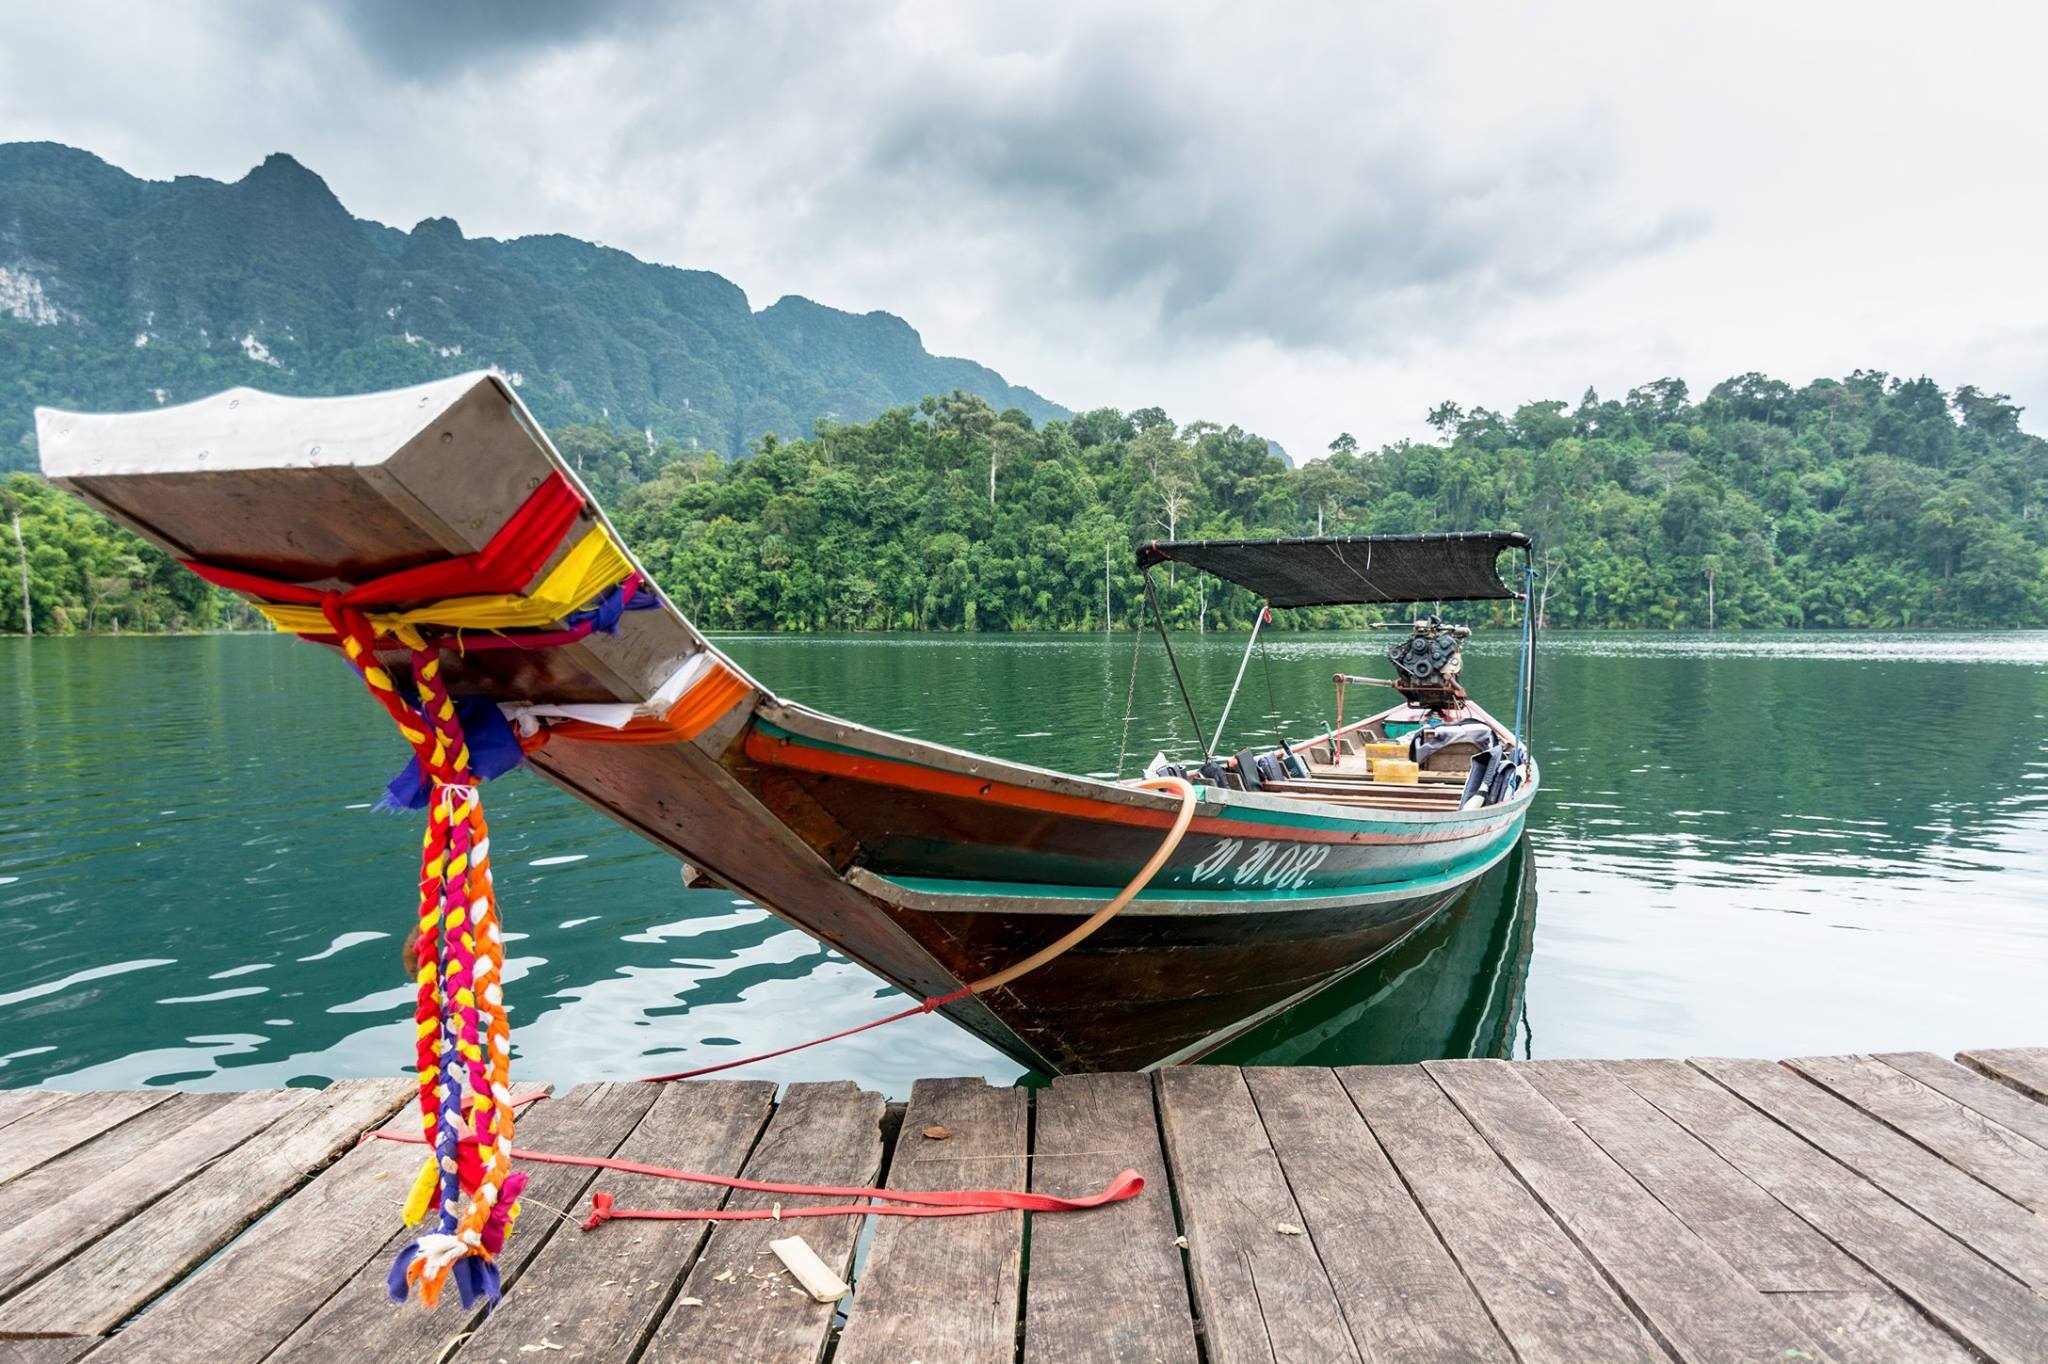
[873,821,1526,907]
[752,717,1533,838]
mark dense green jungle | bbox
[5,369,2044,634]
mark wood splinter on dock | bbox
[770,1234,851,1303]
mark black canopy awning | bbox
[1137,531,1529,607]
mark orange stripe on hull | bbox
[742,727,1497,847]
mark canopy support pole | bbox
[1209,600,1268,760]
[1144,571,1210,760]
[1512,553,1535,755]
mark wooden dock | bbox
[1,1048,2046,1362]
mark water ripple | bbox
[1,630,2043,1091]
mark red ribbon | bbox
[183,472,583,607]
[583,1167,1143,1227]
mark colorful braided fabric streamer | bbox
[174,471,740,1310]
[174,469,718,1311]
[319,595,523,1311]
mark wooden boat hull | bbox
[37,372,1540,1075]
[693,699,1535,1071]
[848,846,1522,1072]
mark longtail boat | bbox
[36,372,1541,1073]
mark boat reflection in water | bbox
[1209,834,1536,1068]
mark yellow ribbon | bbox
[255,527,631,639]
[401,1156,441,1226]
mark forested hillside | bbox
[608,372,2047,631]
[0,142,1063,471]
[7,369,2041,635]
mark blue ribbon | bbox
[379,696,526,812]
[564,579,657,635]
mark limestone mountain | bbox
[0,142,1065,471]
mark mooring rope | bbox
[635,774,1199,1083]
[589,775,1188,1225]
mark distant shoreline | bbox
[7,623,2045,641]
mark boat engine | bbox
[1385,616,1471,711]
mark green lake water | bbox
[2,630,2043,1096]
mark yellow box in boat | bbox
[1372,758,1420,784]
[1362,742,1408,764]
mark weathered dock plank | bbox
[1427,1058,1822,1362]
[454,1080,775,1363]
[1695,1056,2048,1291]
[0,1088,304,1303]
[1024,1072,1196,1364]
[266,1081,657,1364]
[1787,1052,2048,1211]
[1519,1058,1972,1364]
[1958,1046,2048,1103]
[0,1046,2043,1363]
[1341,1064,1664,1363]
[833,1077,1027,1364]
[1875,1050,2048,1152]
[0,1093,239,1233]
[0,1337,97,1364]
[0,1090,68,1136]
[1617,1058,2048,1364]
[1242,1065,1506,1363]
[1159,1065,1360,1363]
[0,1091,170,1188]
[80,1084,549,1364]
[0,1079,409,1336]
[643,1080,887,1364]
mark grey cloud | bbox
[1,0,1710,366]
[869,46,1188,205]
[841,25,1708,351]
[315,0,677,77]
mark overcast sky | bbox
[5,1,2046,455]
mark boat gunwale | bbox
[752,699,1542,836]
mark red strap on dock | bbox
[363,1129,1142,1227]
[582,1163,1142,1228]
